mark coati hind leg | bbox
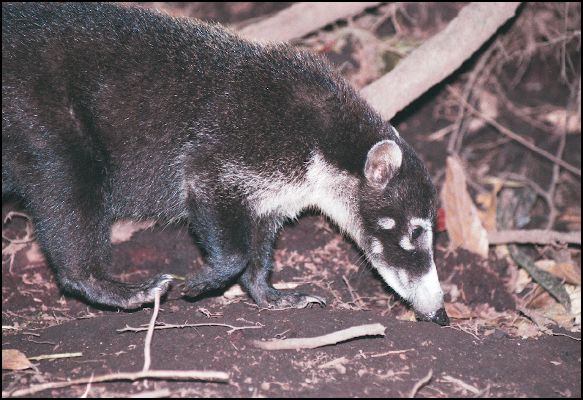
[239,219,327,309]
[18,166,172,309]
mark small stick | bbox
[28,352,83,362]
[408,369,433,398]
[118,322,262,335]
[3,370,230,397]
[488,229,581,245]
[252,323,386,351]
[369,348,415,358]
[342,275,366,309]
[142,291,161,372]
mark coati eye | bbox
[412,226,424,241]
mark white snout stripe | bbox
[371,238,384,254]
[373,261,444,317]
[400,236,415,251]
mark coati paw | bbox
[259,290,327,309]
[180,277,218,298]
[122,273,174,309]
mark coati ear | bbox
[364,140,403,189]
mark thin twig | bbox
[448,44,497,154]
[545,108,568,230]
[408,369,433,398]
[118,322,263,335]
[448,87,581,177]
[252,323,386,350]
[551,331,581,341]
[342,275,366,309]
[369,348,415,358]
[28,352,83,362]
[3,370,230,397]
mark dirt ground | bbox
[2,2,581,398]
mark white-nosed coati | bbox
[2,3,449,325]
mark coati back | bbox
[2,3,449,325]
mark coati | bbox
[2,3,449,325]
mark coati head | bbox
[357,126,449,326]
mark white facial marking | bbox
[378,217,396,230]
[371,238,384,254]
[375,262,411,301]
[400,236,415,251]
[410,261,444,316]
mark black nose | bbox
[431,308,450,326]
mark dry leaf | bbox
[474,304,510,321]
[445,302,472,319]
[535,260,581,286]
[566,285,581,326]
[2,349,33,370]
[513,319,543,338]
[524,286,579,329]
[441,156,489,258]
[527,286,558,310]
[513,269,532,293]
[396,309,416,322]
[476,177,504,232]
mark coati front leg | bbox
[182,197,250,297]
[240,219,327,309]
[182,195,325,308]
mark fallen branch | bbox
[239,2,381,42]
[3,370,230,397]
[488,230,581,245]
[252,323,386,350]
[361,2,521,120]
